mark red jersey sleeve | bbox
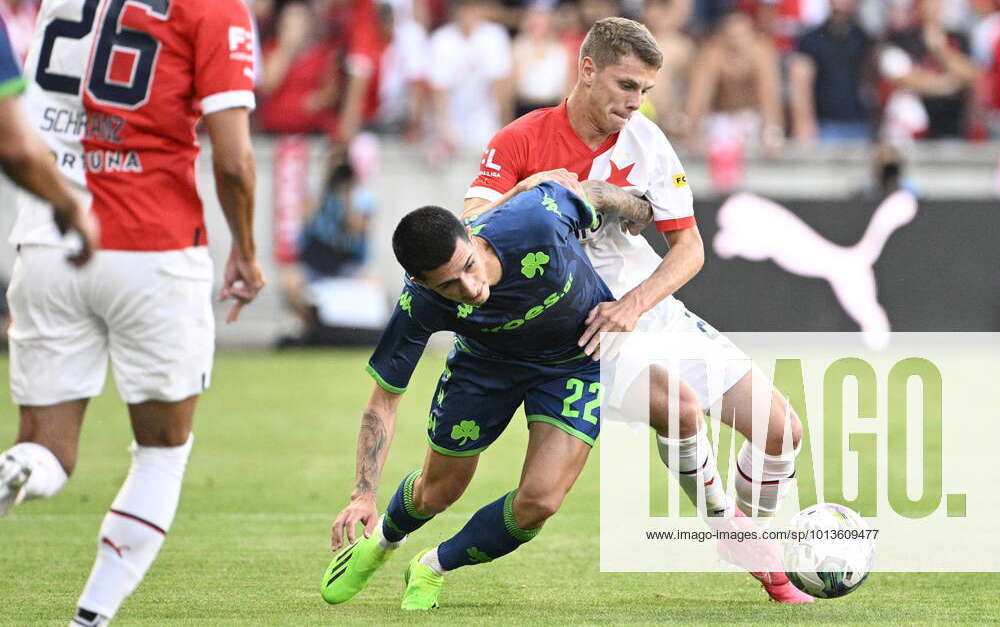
[192,0,256,115]
[345,0,379,78]
[465,124,529,202]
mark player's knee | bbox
[513,490,563,529]
[764,403,802,456]
[649,388,702,439]
[412,483,461,516]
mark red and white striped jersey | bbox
[11,0,255,251]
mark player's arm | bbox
[579,224,705,358]
[581,179,653,232]
[204,107,266,323]
[0,96,97,265]
[461,168,586,221]
[330,384,403,550]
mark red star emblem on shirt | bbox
[605,160,635,187]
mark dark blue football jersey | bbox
[0,18,24,100]
[368,182,615,392]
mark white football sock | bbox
[419,546,447,575]
[376,515,406,551]
[657,429,732,518]
[9,442,68,501]
[734,440,797,517]
[76,435,193,619]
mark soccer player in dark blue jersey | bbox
[323,181,639,610]
[0,18,95,264]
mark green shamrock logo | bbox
[541,192,561,216]
[457,304,474,319]
[520,252,550,279]
[450,420,480,446]
[399,291,413,317]
[467,547,493,563]
[469,224,485,236]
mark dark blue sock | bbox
[437,490,542,571]
[382,470,434,543]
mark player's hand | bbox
[579,297,645,360]
[516,168,585,198]
[330,495,378,551]
[219,245,265,324]
[52,200,99,267]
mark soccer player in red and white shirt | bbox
[0,1,264,624]
[464,18,812,603]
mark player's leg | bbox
[0,402,86,516]
[73,397,197,627]
[321,448,479,605]
[73,250,212,626]
[400,361,600,610]
[663,308,811,602]
[719,368,804,518]
[2,246,107,516]
[644,365,732,518]
[323,347,520,605]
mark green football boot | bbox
[320,534,393,604]
[400,548,444,610]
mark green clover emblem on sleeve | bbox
[399,291,413,317]
[450,420,480,446]
[520,252,550,278]
[467,547,493,563]
[541,192,561,216]
[457,303,474,319]
[469,224,485,236]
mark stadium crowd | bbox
[243,0,1000,155]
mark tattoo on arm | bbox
[582,180,653,224]
[355,410,387,497]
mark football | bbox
[783,503,876,599]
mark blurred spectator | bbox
[279,144,388,346]
[879,0,980,139]
[374,0,431,137]
[854,142,919,199]
[789,0,875,144]
[257,0,382,141]
[737,0,829,52]
[970,0,1000,136]
[561,0,619,72]
[0,0,37,61]
[512,3,570,117]
[642,0,695,136]
[685,10,784,156]
[428,0,512,154]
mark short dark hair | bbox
[580,17,662,70]
[392,206,469,280]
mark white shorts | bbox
[7,246,215,405]
[607,296,752,412]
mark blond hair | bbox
[579,17,663,70]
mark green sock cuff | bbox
[502,489,542,542]
[403,469,433,520]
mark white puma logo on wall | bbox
[713,191,919,349]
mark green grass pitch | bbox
[1,350,997,624]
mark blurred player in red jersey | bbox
[0,1,265,624]
[464,17,812,603]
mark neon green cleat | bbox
[320,535,393,604]
[401,548,444,610]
